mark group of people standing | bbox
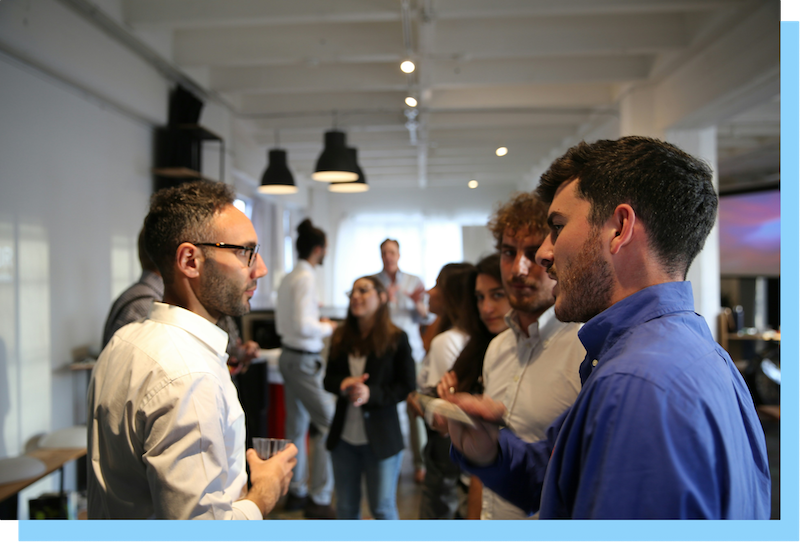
[87,135,770,521]
[271,189,594,520]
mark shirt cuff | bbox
[233,499,263,520]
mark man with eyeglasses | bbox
[88,180,297,519]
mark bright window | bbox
[333,214,463,308]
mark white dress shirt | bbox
[276,259,334,352]
[480,306,585,519]
[417,328,469,395]
[87,302,260,520]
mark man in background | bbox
[89,180,296,519]
[374,238,429,483]
[276,218,337,519]
[101,227,163,347]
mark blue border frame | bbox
[17,20,800,542]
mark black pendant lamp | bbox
[259,148,298,194]
[312,130,359,182]
[329,148,368,193]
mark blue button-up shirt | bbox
[454,281,771,518]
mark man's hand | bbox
[244,444,297,517]
[409,284,428,318]
[238,339,261,375]
[409,283,425,303]
[320,317,338,331]
[341,374,370,406]
[446,394,506,467]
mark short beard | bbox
[554,229,614,323]
[197,258,251,318]
[507,283,554,317]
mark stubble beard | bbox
[507,280,555,317]
[198,258,252,317]
[553,230,614,323]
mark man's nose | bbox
[252,253,268,278]
[536,237,554,269]
[513,253,532,276]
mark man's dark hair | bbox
[296,218,326,260]
[143,180,235,281]
[380,238,399,250]
[536,136,717,278]
[137,225,159,273]
[487,192,550,250]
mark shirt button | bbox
[592,359,598,367]
[513,375,519,383]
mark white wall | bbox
[0,55,153,511]
[314,182,520,306]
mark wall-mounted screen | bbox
[718,189,780,277]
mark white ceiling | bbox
[119,0,780,193]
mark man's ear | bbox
[175,243,202,279]
[608,204,636,255]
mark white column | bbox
[619,84,662,139]
[665,127,721,339]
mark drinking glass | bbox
[252,438,290,459]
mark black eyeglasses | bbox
[192,242,260,267]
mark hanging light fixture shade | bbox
[329,148,368,193]
[259,149,298,194]
[312,130,359,182]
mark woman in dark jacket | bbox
[324,275,415,519]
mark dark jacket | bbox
[324,331,415,459]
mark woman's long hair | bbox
[330,275,401,359]
[434,262,475,334]
[449,253,503,394]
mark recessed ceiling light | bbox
[405,96,418,107]
[468,180,479,189]
[496,146,508,157]
[400,60,416,74]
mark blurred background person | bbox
[437,253,512,519]
[276,218,337,519]
[323,276,415,519]
[102,226,163,348]
[374,238,429,484]
[412,262,476,519]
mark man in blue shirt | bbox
[445,136,771,519]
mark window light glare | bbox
[400,60,416,74]
[496,146,508,157]
[405,96,418,107]
[468,180,479,189]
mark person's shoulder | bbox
[119,319,222,378]
[488,327,515,352]
[430,328,469,353]
[482,328,516,371]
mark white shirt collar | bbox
[505,305,560,344]
[148,302,229,357]
[297,259,316,273]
